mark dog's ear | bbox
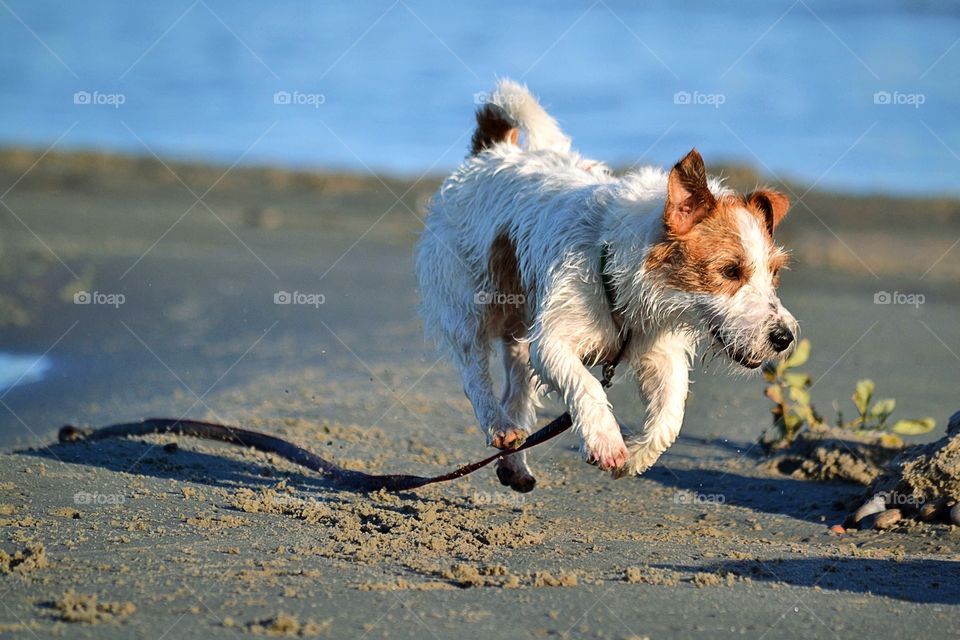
[664,148,716,235]
[746,189,790,235]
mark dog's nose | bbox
[768,323,794,353]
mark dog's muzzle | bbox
[709,326,763,369]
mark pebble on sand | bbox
[873,509,902,530]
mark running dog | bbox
[415,80,798,492]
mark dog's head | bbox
[645,149,798,369]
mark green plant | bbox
[763,339,819,442]
[762,338,936,443]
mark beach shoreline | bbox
[1,148,958,638]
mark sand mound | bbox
[48,590,135,624]
[850,411,960,527]
[762,426,903,486]
[0,544,48,575]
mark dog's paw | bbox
[496,462,537,493]
[488,426,528,450]
[582,430,629,471]
[615,441,662,477]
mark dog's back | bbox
[416,83,613,358]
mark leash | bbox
[56,341,626,493]
[57,249,631,493]
[58,414,573,493]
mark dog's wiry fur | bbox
[415,80,798,492]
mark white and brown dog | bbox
[415,80,798,492]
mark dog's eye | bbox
[721,264,742,280]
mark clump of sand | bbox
[234,613,330,637]
[882,418,960,502]
[358,579,453,591]
[691,572,739,588]
[763,426,903,485]
[231,486,333,523]
[853,414,960,524]
[441,563,525,588]
[229,485,546,583]
[185,513,248,529]
[48,590,135,624]
[0,543,48,575]
[531,570,578,587]
[624,566,680,587]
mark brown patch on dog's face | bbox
[647,198,750,295]
[646,150,791,296]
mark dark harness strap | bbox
[599,243,632,388]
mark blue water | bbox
[1,0,958,195]
[0,353,50,393]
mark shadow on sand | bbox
[641,464,863,524]
[662,557,960,605]
[16,437,339,494]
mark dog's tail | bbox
[470,79,572,156]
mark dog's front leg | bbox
[621,330,694,476]
[530,336,628,470]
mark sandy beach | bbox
[1,149,959,639]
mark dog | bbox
[415,79,798,492]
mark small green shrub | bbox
[762,338,935,444]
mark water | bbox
[1,0,958,195]
[0,353,50,393]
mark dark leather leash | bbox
[57,247,631,493]
[56,342,626,493]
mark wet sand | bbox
[1,149,959,638]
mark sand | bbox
[1,149,959,638]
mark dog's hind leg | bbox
[446,316,528,453]
[496,338,537,492]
